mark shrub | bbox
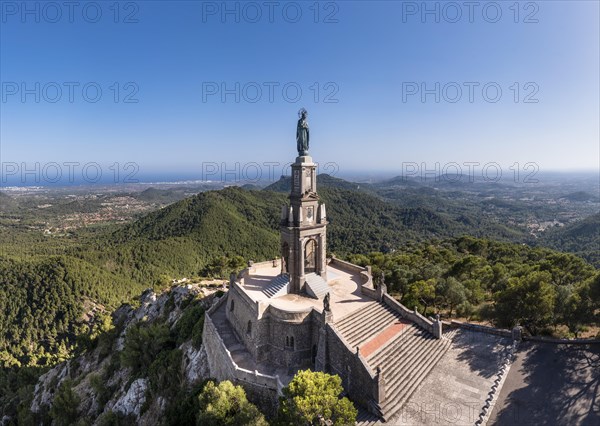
[120,322,174,375]
[277,370,357,426]
[148,349,183,397]
[172,301,205,345]
[196,380,268,425]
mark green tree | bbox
[494,271,556,333]
[149,349,183,397]
[196,380,267,426]
[402,279,436,314]
[50,379,80,426]
[120,322,173,374]
[558,275,600,337]
[277,370,357,426]
[589,273,600,307]
[439,277,468,318]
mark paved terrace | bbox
[489,341,600,425]
[239,262,372,321]
[357,328,514,425]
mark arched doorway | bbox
[304,239,317,273]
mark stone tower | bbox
[280,112,328,295]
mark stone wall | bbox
[262,306,319,371]
[204,299,284,392]
[325,322,380,411]
[522,335,600,344]
[449,320,512,338]
[226,281,261,359]
[239,380,280,419]
[203,298,237,382]
[383,293,434,334]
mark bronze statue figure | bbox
[323,292,331,312]
[296,108,309,156]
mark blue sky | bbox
[1,1,598,183]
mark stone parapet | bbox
[207,292,228,315]
[383,294,435,336]
[450,321,512,338]
[247,260,276,275]
[522,335,600,344]
[267,304,314,322]
[329,258,377,299]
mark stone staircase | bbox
[335,301,403,349]
[335,301,452,422]
[210,301,259,370]
[305,272,329,299]
[443,326,461,340]
[368,324,452,421]
[262,274,289,298]
[355,409,381,425]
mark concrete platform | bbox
[357,329,513,425]
[488,341,600,426]
[388,329,512,425]
[240,262,372,321]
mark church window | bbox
[285,336,295,349]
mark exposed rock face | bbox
[31,362,71,413]
[111,378,148,417]
[182,341,210,384]
[29,284,220,424]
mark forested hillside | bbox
[83,187,286,285]
[1,182,598,370]
[540,213,600,266]
[0,256,144,367]
[349,236,599,337]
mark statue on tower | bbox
[296,108,310,156]
[323,292,331,312]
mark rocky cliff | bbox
[25,285,222,425]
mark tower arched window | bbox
[230,300,234,312]
[247,320,252,335]
[304,239,317,273]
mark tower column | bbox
[280,110,328,297]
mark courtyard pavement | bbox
[488,341,600,426]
